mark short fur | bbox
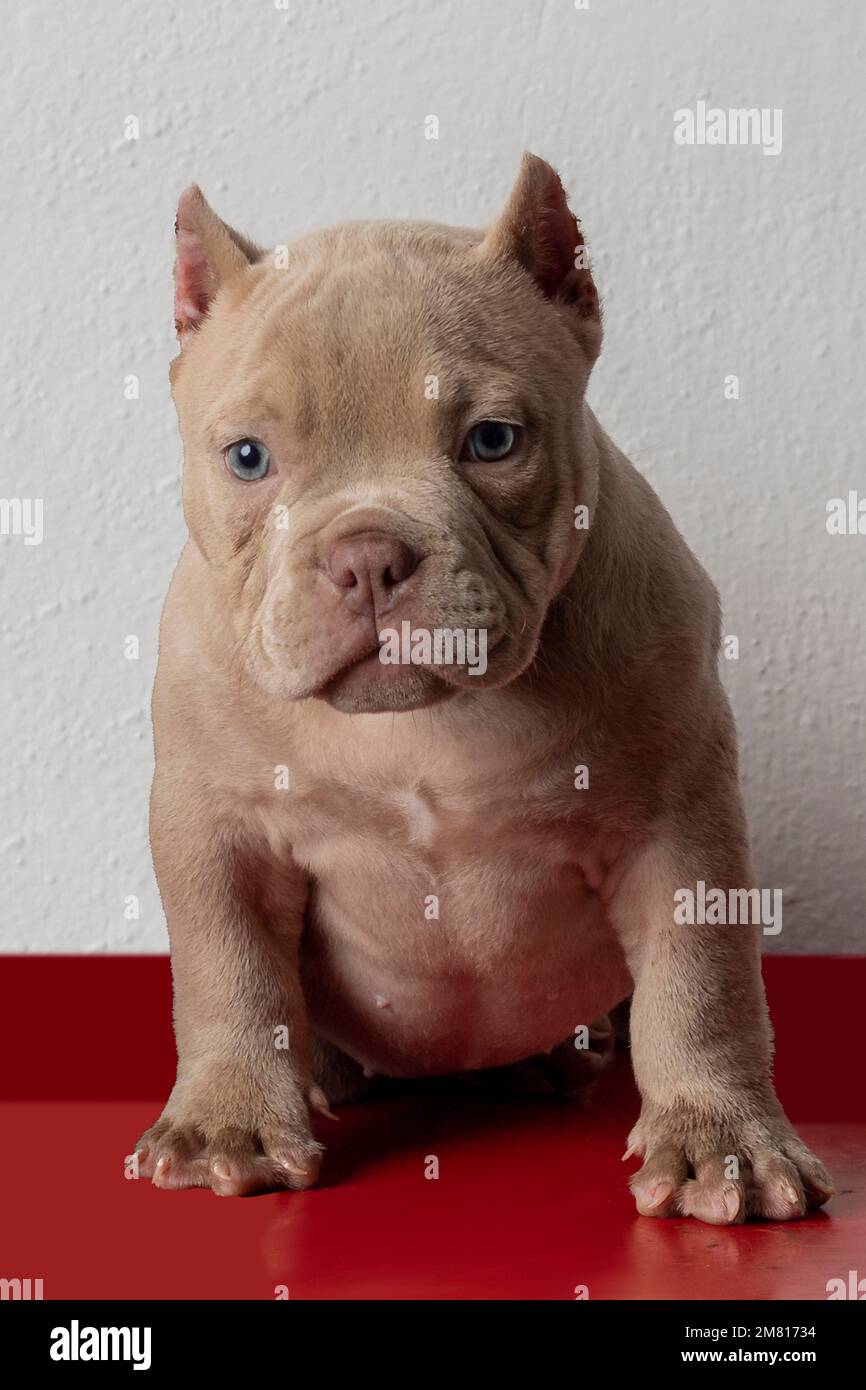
[135,157,832,1223]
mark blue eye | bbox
[226,439,270,480]
[465,420,517,462]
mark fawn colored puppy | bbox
[135,155,832,1224]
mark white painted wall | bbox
[2,0,863,952]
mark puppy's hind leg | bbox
[309,1034,377,1108]
[461,1016,617,1100]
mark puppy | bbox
[136,155,832,1224]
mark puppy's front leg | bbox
[135,781,324,1196]
[609,795,833,1226]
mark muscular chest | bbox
[240,710,632,1075]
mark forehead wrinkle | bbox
[297,313,426,446]
[427,367,540,431]
[434,370,526,406]
[201,400,283,444]
[202,307,319,443]
[247,269,383,440]
[225,241,548,453]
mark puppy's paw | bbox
[134,1118,323,1196]
[626,1109,833,1225]
[133,1077,327,1196]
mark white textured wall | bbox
[2,0,863,952]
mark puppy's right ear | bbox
[173,186,262,343]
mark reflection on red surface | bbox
[0,956,863,1300]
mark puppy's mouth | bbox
[313,628,505,714]
[317,651,452,713]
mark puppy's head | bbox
[170,154,602,713]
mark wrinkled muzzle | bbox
[244,503,535,714]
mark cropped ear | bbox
[478,153,601,360]
[173,185,263,342]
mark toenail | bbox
[649,1183,673,1208]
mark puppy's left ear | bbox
[478,153,601,362]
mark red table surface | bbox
[0,955,863,1301]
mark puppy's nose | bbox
[325,531,421,615]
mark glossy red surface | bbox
[0,956,863,1300]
